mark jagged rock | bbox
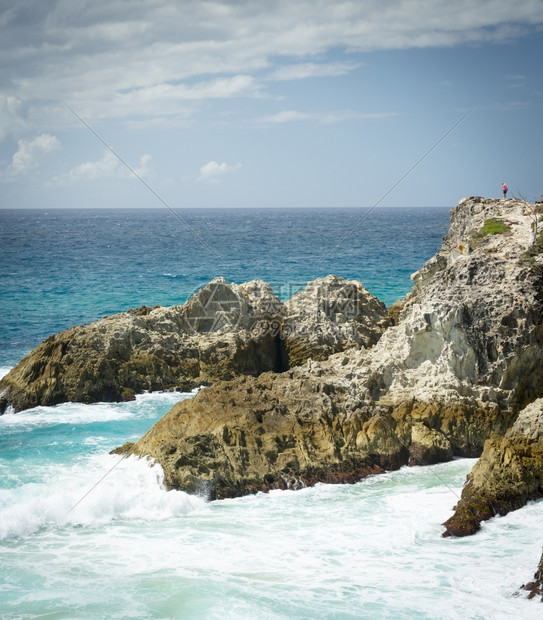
[121,197,543,501]
[368,198,543,411]
[125,372,391,499]
[442,398,543,537]
[0,276,388,413]
[281,275,389,367]
[521,548,543,601]
[122,369,511,498]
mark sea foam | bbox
[0,454,206,540]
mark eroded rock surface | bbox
[282,275,390,367]
[0,276,388,413]
[121,197,543,503]
[442,398,543,537]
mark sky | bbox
[0,0,542,209]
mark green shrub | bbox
[477,218,511,236]
[533,229,543,254]
[470,218,511,249]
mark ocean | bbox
[0,207,542,619]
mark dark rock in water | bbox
[0,275,389,413]
[122,371,510,499]
[124,371,395,499]
[521,547,543,602]
[442,398,543,537]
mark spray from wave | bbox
[0,454,206,540]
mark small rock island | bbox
[2,196,543,596]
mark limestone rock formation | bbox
[121,368,513,499]
[123,371,389,499]
[120,197,543,503]
[0,276,388,413]
[281,275,390,367]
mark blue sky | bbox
[1,0,542,209]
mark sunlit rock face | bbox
[121,198,543,504]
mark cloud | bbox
[115,75,261,110]
[257,109,397,125]
[2,1,543,129]
[506,74,528,88]
[0,95,26,141]
[259,110,311,124]
[6,133,60,177]
[267,61,363,81]
[196,160,242,183]
[50,150,151,185]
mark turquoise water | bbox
[0,386,541,619]
[0,207,448,366]
[1,207,542,618]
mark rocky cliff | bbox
[5,196,543,593]
[121,198,543,508]
[0,275,389,413]
[125,196,543,599]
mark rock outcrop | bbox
[0,275,389,413]
[443,397,543,537]
[521,547,543,601]
[119,197,543,504]
[5,196,543,589]
[282,276,389,367]
[122,372,389,499]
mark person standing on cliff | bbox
[502,182,508,199]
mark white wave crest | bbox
[0,389,194,429]
[0,455,206,540]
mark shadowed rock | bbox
[521,548,543,601]
[442,398,543,537]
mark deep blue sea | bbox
[1,207,542,619]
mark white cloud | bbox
[196,160,242,183]
[116,75,261,110]
[7,133,60,176]
[267,61,363,81]
[259,110,311,124]
[257,109,397,125]
[2,1,543,129]
[506,74,528,89]
[50,150,151,185]
[0,95,25,141]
